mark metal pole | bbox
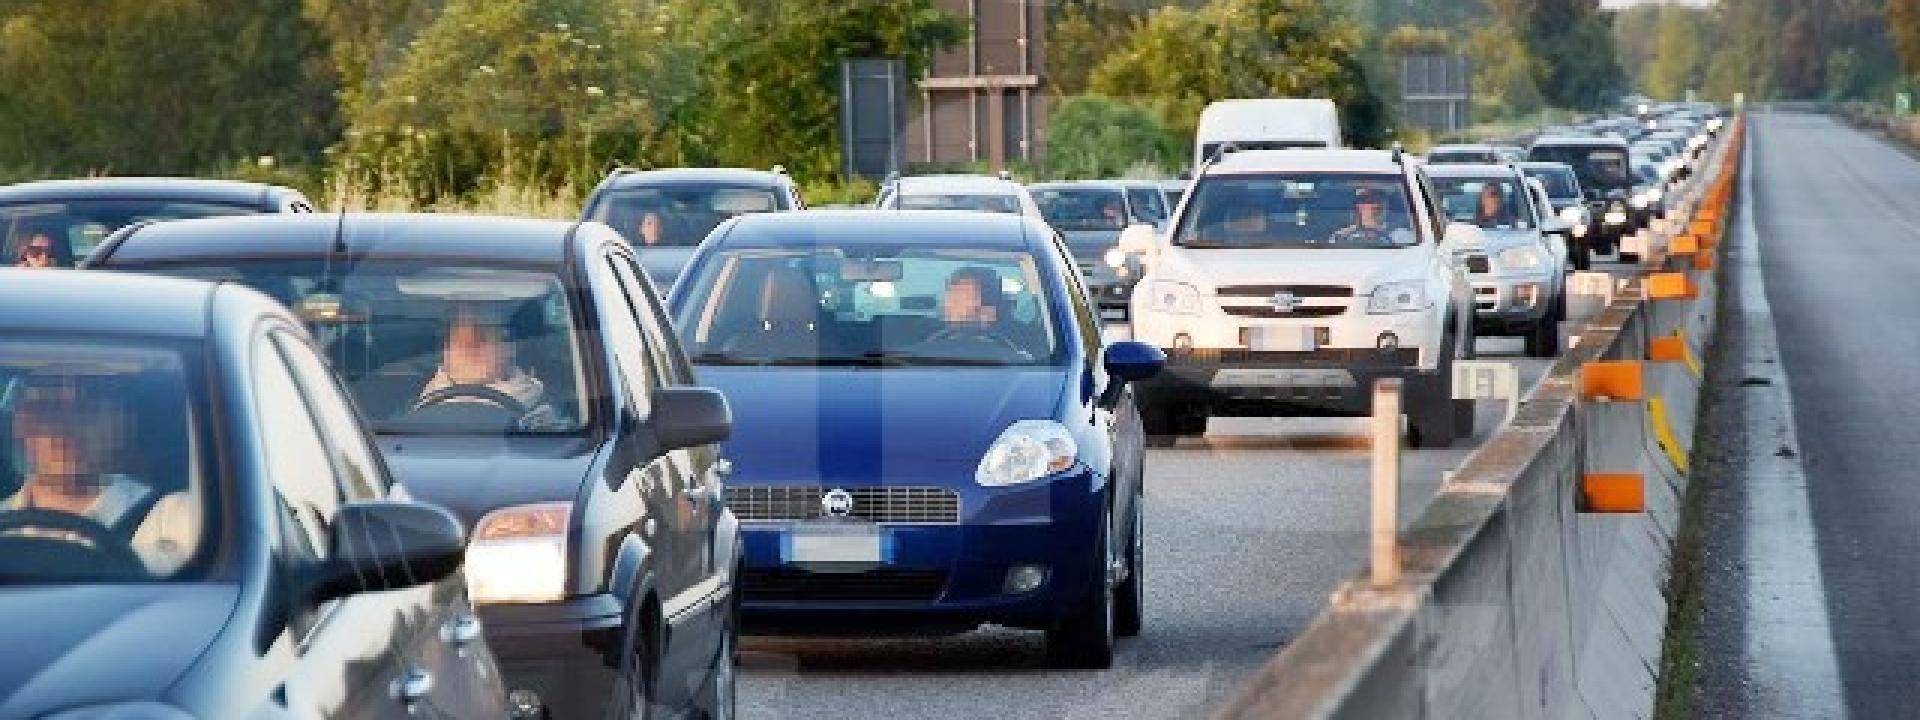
[1371,378,1402,588]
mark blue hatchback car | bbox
[668,210,1163,668]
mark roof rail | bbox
[997,169,1013,181]
[1390,142,1405,165]
[771,164,787,175]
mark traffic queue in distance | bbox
[0,95,1724,717]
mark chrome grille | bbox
[1215,284,1352,298]
[726,486,962,524]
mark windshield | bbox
[1427,151,1496,164]
[0,339,214,582]
[1522,168,1580,200]
[1034,188,1127,231]
[676,247,1061,368]
[138,261,590,435]
[1527,145,1631,192]
[1172,173,1418,249]
[3,199,261,268]
[1431,177,1534,231]
[588,186,779,249]
[895,193,1022,215]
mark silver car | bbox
[1424,163,1570,358]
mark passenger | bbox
[1475,184,1513,227]
[411,306,562,429]
[637,211,664,246]
[13,233,54,268]
[1101,197,1126,227]
[1330,187,1396,245]
[3,382,196,573]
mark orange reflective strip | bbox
[1649,336,1687,362]
[1670,234,1699,255]
[1647,272,1696,300]
[1583,473,1646,513]
[1581,360,1644,401]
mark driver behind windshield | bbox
[410,305,563,430]
[1475,184,1517,228]
[3,382,194,573]
[1330,186,1402,246]
[910,266,1030,362]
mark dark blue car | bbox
[668,210,1163,668]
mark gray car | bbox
[1029,181,1165,317]
[581,167,804,290]
[1424,164,1570,357]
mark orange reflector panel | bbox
[1580,361,1644,401]
[1694,252,1715,271]
[1670,234,1699,255]
[1583,473,1645,513]
[1647,272,1696,300]
[1649,336,1687,362]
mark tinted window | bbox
[1034,188,1127,231]
[1527,145,1631,191]
[589,186,780,248]
[2,199,260,268]
[254,337,340,563]
[1523,167,1581,199]
[1127,188,1167,223]
[594,257,657,416]
[1173,173,1418,249]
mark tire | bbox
[1407,340,1457,449]
[614,602,661,720]
[1140,398,1178,448]
[1454,398,1477,439]
[1047,513,1117,669]
[696,581,739,720]
[1524,292,1565,359]
[1114,491,1145,638]
[1619,252,1640,264]
[1175,409,1208,438]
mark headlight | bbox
[43,702,196,720]
[1496,246,1546,272]
[467,502,572,605]
[1366,280,1430,314]
[1572,224,1588,238]
[1649,187,1665,203]
[977,420,1078,487]
[1142,280,1201,315]
[1558,206,1584,224]
[1630,194,1649,210]
[1103,247,1128,269]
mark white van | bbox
[1192,99,1342,170]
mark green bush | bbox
[1044,96,1175,180]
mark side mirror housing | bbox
[306,500,466,607]
[1104,341,1165,383]
[653,386,732,451]
[1116,224,1159,255]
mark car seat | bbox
[720,265,833,358]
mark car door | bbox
[270,329,506,719]
[251,327,410,720]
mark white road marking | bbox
[1736,124,1848,719]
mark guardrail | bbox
[1215,117,1746,720]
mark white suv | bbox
[1122,149,1479,447]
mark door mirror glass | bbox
[306,500,467,606]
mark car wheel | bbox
[1407,349,1457,449]
[1525,293,1565,358]
[1046,512,1117,669]
[1573,244,1593,271]
[615,603,661,720]
[697,583,739,720]
[1114,490,1145,638]
[1140,399,1178,448]
[1175,409,1208,438]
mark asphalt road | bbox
[735,331,1567,719]
[1700,111,1920,718]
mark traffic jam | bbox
[0,98,1726,718]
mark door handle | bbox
[391,668,434,704]
[441,615,483,646]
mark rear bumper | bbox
[1137,347,1430,416]
[479,594,625,718]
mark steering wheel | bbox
[414,384,531,418]
[0,508,147,574]
[921,327,1034,362]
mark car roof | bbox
[713,210,1037,250]
[1531,136,1630,148]
[1028,180,1133,192]
[100,213,583,266]
[1206,149,1403,175]
[893,175,1027,194]
[599,168,789,189]
[0,268,217,339]
[1423,163,1521,178]
[0,177,291,207]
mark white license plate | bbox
[1248,326,1315,352]
[785,531,883,564]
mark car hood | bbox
[0,584,239,716]
[1058,229,1123,258]
[635,247,697,291]
[1476,229,1546,253]
[1158,247,1433,293]
[697,367,1067,484]
[378,435,599,529]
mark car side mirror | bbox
[1098,341,1164,408]
[1117,224,1159,255]
[305,500,466,607]
[653,386,732,451]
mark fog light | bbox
[1172,333,1193,351]
[508,690,544,719]
[1516,284,1541,309]
[1376,332,1400,351]
[1005,564,1049,594]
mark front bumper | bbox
[1470,275,1553,332]
[739,469,1106,633]
[1137,347,1429,416]
[478,594,625,718]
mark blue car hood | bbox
[700,367,1067,484]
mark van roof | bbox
[1204,149,1401,175]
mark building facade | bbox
[904,0,1047,170]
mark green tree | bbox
[1464,18,1544,120]
[1642,6,1706,100]
[1892,0,1920,78]
[1522,0,1625,109]
[1045,96,1176,179]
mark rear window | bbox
[3,199,261,268]
[587,186,780,249]
[1526,145,1630,192]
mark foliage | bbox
[1464,17,1545,121]
[1642,6,1707,101]
[1045,96,1176,180]
[1893,0,1920,79]
[1521,0,1625,110]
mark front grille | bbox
[1169,347,1420,366]
[742,569,948,604]
[1222,306,1345,319]
[726,486,962,524]
[1464,255,1491,274]
[1216,284,1352,298]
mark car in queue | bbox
[0,269,506,719]
[1426,144,1510,165]
[0,178,313,269]
[1030,181,1161,318]
[1121,148,1479,448]
[84,214,740,720]
[1527,136,1635,257]
[667,210,1165,669]
[1424,164,1570,358]
[874,174,1046,221]
[1517,161,1594,270]
[580,167,803,288]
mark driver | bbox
[1475,184,1513,227]
[14,233,55,268]
[910,266,1028,361]
[410,305,563,430]
[1330,186,1399,246]
[636,211,664,247]
[1100,197,1126,227]
[3,382,195,572]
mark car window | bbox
[588,186,780,248]
[1527,145,1630,191]
[270,330,386,500]
[1034,188,1128,231]
[1173,173,1418,249]
[138,260,590,435]
[609,252,692,386]
[593,256,658,416]
[677,246,1062,368]
[1431,177,1534,231]
[1524,168,1581,200]
[254,336,341,564]
[1047,233,1102,359]
[1127,188,1167,223]
[2,199,260,268]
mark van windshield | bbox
[1172,173,1418,249]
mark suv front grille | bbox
[742,569,948,604]
[1463,255,1491,274]
[1215,284,1352,298]
[1222,306,1345,319]
[726,486,962,524]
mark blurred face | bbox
[444,317,508,384]
[1102,201,1123,222]
[1480,187,1503,217]
[639,213,662,245]
[1355,195,1385,227]
[16,234,52,268]
[943,277,996,326]
[14,399,122,511]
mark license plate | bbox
[1247,326,1315,352]
[784,528,884,564]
